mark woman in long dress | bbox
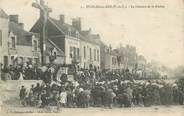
[59,89,67,109]
[19,72,24,80]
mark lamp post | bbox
[32,0,52,65]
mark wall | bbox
[104,53,119,70]
[8,32,41,65]
[104,54,111,69]
[80,40,100,69]
[0,17,9,65]
[65,35,80,64]
[54,56,65,64]
[100,46,106,70]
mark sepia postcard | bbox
[0,0,184,116]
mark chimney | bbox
[19,23,24,29]
[72,18,81,31]
[9,15,19,23]
[59,14,65,24]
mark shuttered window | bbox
[11,37,16,48]
[0,30,2,46]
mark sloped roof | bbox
[49,17,101,46]
[81,30,91,36]
[0,9,8,19]
[46,39,65,57]
[111,50,119,56]
[49,18,77,35]
[95,39,106,47]
[9,21,34,46]
[31,16,102,46]
[83,33,103,46]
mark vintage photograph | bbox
[0,0,184,115]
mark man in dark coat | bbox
[67,89,74,108]
[173,86,179,104]
[178,89,184,105]
[19,86,27,106]
[105,89,116,109]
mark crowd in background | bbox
[1,63,41,80]
[1,62,163,81]
[17,64,184,111]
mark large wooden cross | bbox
[32,0,52,19]
[32,0,52,65]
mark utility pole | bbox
[32,0,52,65]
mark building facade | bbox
[80,39,100,69]
[80,29,101,69]
[45,39,65,64]
[0,10,42,68]
[103,46,119,71]
[0,9,9,66]
[8,15,41,66]
[31,14,101,69]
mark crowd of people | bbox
[1,63,41,80]
[18,64,184,111]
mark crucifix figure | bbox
[32,0,52,65]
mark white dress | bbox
[19,72,24,80]
[60,92,67,104]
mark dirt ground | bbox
[1,105,184,116]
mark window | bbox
[0,30,2,46]
[70,46,73,58]
[54,52,57,59]
[33,40,37,51]
[70,46,78,60]
[11,56,14,64]
[3,56,8,66]
[83,46,86,59]
[112,57,114,65]
[73,47,76,59]
[68,28,71,36]
[76,31,79,38]
[112,57,117,65]
[94,49,96,61]
[11,36,16,48]
[97,50,99,61]
[77,48,79,59]
[90,48,92,60]
[34,58,39,65]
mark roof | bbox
[105,48,119,56]
[46,39,65,57]
[111,50,119,56]
[92,36,106,47]
[0,9,8,19]
[9,21,39,46]
[80,29,91,36]
[49,18,77,36]
[48,17,102,46]
[31,16,102,46]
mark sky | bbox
[0,0,184,69]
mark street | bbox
[2,105,184,116]
[1,0,184,116]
